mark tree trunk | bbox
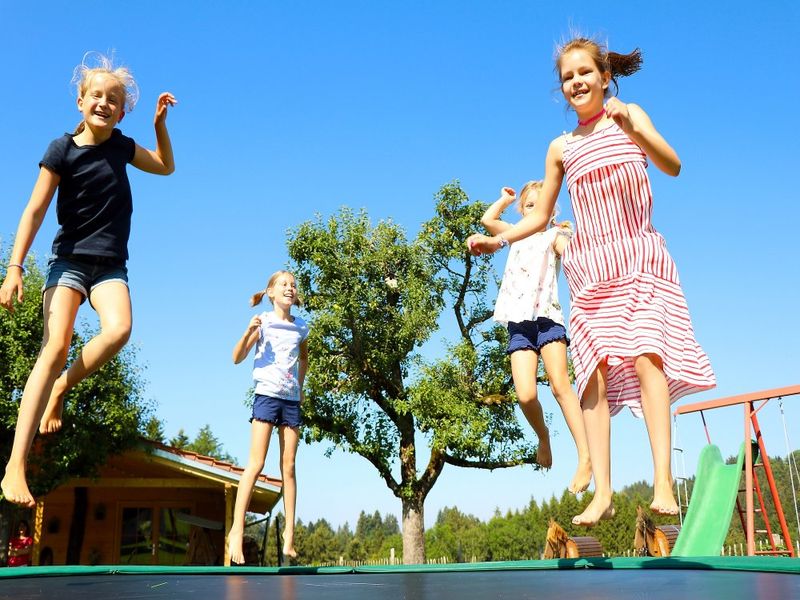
[401,496,425,564]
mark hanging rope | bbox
[779,399,800,541]
[672,413,689,525]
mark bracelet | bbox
[7,263,25,273]
[497,236,509,248]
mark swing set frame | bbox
[674,384,800,557]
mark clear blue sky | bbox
[2,1,799,530]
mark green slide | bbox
[670,442,748,557]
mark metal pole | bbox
[745,402,755,556]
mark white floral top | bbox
[493,224,572,326]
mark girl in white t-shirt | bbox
[230,270,309,564]
[481,181,591,494]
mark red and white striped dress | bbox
[561,123,715,416]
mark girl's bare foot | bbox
[650,480,679,515]
[572,495,614,527]
[536,433,552,469]
[282,534,298,559]
[39,383,66,434]
[568,458,593,494]
[1,465,36,508]
[228,529,245,564]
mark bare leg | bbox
[509,349,551,468]
[229,420,273,564]
[279,425,300,557]
[572,362,615,526]
[40,281,131,434]
[2,287,82,506]
[540,341,592,493]
[635,353,678,515]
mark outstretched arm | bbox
[480,187,517,235]
[468,137,564,254]
[605,98,680,176]
[0,167,60,312]
[232,315,261,363]
[132,92,177,175]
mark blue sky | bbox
[1,1,799,530]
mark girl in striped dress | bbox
[468,37,715,526]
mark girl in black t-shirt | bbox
[0,52,178,507]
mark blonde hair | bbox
[555,36,642,98]
[517,180,560,225]
[250,270,303,308]
[72,52,139,134]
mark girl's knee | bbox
[104,322,132,348]
[247,459,266,474]
[281,457,296,477]
[549,378,575,403]
[517,394,539,409]
[39,341,70,369]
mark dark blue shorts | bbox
[507,318,569,354]
[251,394,301,428]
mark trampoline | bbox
[1,557,798,599]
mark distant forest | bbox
[249,451,800,565]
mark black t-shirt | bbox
[40,129,136,261]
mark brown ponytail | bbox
[250,289,267,307]
[607,49,643,79]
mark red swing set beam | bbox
[674,384,800,557]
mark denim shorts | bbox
[251,394,302,428]
[507,318,569,354]
[43,255,128,304]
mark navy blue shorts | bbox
[507,318,569,354]
[251,394,301,428]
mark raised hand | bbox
[154,92,177,125]
[499,186,516,205]
[247,315,262,333]
[605,97,633,134]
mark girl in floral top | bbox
[481,181,591,493]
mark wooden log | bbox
[566,536,604,558]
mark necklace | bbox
[578,107,605,127]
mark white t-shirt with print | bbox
[493,225,572,326]
[252,311,309,402]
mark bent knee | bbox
[39,341,71,369]
[104,322,132,348]
[517,393,539,408]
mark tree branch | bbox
[453,254,472,344]
[441,452,538,470]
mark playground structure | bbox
[672,384,800,557]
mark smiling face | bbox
[558,48,610,114]
[77,72,126,132]
[267,272,299,309]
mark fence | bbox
[319,539,800,566]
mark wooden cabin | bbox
[29,440,281,567]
